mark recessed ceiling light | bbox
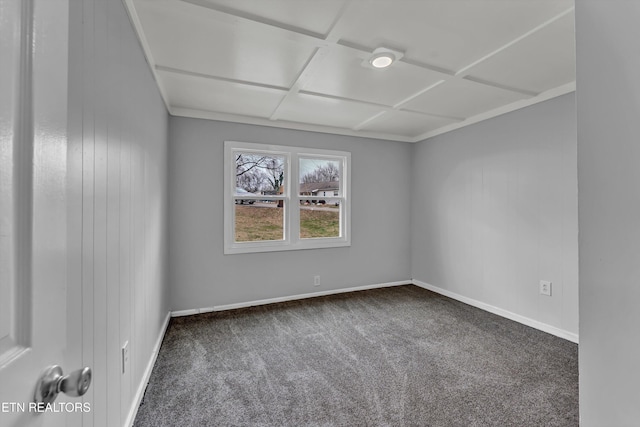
[362,47,404,70]
[370,53,395,68]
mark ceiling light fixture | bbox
[370,53,395,68]
[364,47,404,70]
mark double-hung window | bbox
[224,141,351,254]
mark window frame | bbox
[224,141,351,255]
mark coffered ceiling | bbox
[125,0,575,142]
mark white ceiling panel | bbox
[134,0,316,88]
[276,93,386,129]
[187,0,348,37]
[403,78,529,119]
[301,48,444,107]
[360,110,456,138]
[463,13,576,94]
[125,0,576,142]
[336,0,574,73]
[159,70,286,118]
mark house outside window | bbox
[224,141,351,254]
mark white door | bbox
[0,1,84,426]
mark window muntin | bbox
[224,141,350,254]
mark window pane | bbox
[300,204,340,239]
[299,158,340,198]
[235,202,284,242]
[235,151,285,196]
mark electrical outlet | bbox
[122,341,130,374]
[540,280,552,296]
[314,275,320,287]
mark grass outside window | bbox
[235,204,340,242]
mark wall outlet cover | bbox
[540,280,552,296]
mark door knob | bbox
[34,365,92,406]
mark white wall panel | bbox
[411,93,578,338]
[67,0,169,425]
[576,2,640,424]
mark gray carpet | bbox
[134,285,578,426]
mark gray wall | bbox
[67,0,169,424]
[576,2,640,424]
[168,118,412,311]
[410,93,578,338]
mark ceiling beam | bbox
[268,0,355,121]
[454,6,575,77]
[179,0,328,46]
[353,111,388,131]
[155,65,290,92]
[269,47,331,121]
[391,80,447,110]
[462,76,538,97]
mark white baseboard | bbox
[171,280,413,317]
[124,311,172,427]
[412,280,579,343]
[171,279,578,343]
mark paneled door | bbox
[0,1,84,426]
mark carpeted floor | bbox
[134,285,578,426]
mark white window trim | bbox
[224,141,351,254]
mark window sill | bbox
[224,238,351,255]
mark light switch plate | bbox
[122,341,130,374]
